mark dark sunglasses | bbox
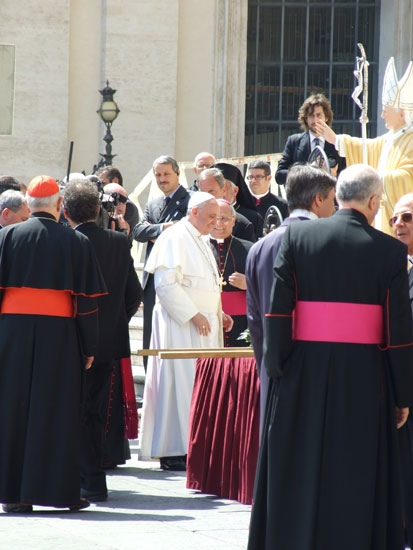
[389,211,413,227]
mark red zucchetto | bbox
[27,175,60,198]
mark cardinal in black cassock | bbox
[0,176,107,512]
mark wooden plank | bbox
[138,347,252,357]
[159,349,255,359]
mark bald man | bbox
[190,151,217,192]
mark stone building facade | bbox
[0,0,411,193]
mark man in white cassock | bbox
[139,192,233,471]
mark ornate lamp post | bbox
[94,80,120,171]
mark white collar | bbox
[249,190,270,199]
[289,208,318,220]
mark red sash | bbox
[221,291,247,316]
[293,300,383,344]
[1,287,73,317]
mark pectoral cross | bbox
[220,275,227,293]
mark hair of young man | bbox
[336,165,382,205]
[97,165,123,186]
[286,164,336,212]
[0,190,26,212]
[0,176,21,195]
[197,167,225,189]
[63,179,100,224]
[152,155,180,174]
[248,160,271,177]
[298,93,334,131]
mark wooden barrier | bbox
[138,347,254,359]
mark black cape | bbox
[210,236,252,347]
[249,209,413,550]
[0,213,107,507]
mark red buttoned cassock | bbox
[0,212,107,508]
[248,208,413,550]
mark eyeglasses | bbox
[215,216,233,223]
[389,211,413,227]
[246,175,266,181]
[197,163,214,170]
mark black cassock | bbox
[0,213,106,508]
[248,209,413,550]
[210,236,252,347]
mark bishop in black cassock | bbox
[248,165,413,550]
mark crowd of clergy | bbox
[1,52,413,550]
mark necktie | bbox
[160,196,171,217]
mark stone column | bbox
[212,0,248,158]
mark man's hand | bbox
[113,214,130,235]
[313,120,337,145]
[85,356,94,370]
[191,312,211,337]
[395,406,409,429]
[162,222,175,231]
[222,313,233,332]
[228,271,247,290]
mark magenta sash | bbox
[221,291,247,316]
[293,300,384,344]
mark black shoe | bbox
[69,497,90,511]
[2,503,33,513]
[160,455,187,471]
[80,488,108,502]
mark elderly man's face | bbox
[381,105,406,131]
[192,199,219,235]
[210,202,235,240]
[194,154,215,175]
[153,163,180,196]
[1,203,30,226]
[198,176,224,199]
[390,197,413,254]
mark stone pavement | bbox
[0,441,251,550]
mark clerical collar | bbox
[210,237,227,244]
[249,190,270,199]
[289,208,318,220]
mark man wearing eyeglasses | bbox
[209,199,253,347]
[246,159,288,225]
[390,193,413,548]
[189,151,217,192]
[103,182,131,237]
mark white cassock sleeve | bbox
[154,267,199,326]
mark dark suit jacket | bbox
[76,222,142,363]
[275,131,346,185]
